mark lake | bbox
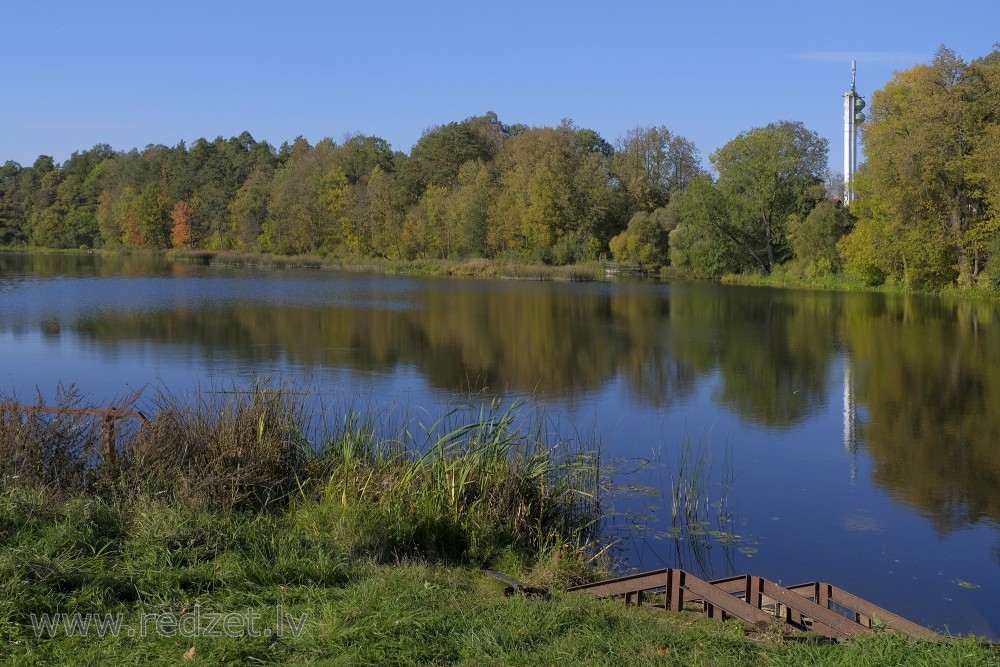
[1,251,998,637]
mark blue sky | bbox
[2,1,997,172]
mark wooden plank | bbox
[759,578,871,639]
[824,585,942,640]
[678,570,791,631]
[566,569,669,598]
[709,575,751,596]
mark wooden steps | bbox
[566,568,942,641]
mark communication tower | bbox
[843,60,866,203]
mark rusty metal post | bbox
[0,402,147,468]
[103,414,116,466]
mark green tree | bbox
[449,160,496,257]
[333,134,395,185]
[364,165,406,259]
[403,113,505,196]
[966,46,1000,284]
[668,175,750,278]
[787,200,850,274]
[262,138,325,254]
[710,121,828,272]
[228,165,274,252]
[32,145,113,248]
[0,161,26,245]
[403,184,448,258]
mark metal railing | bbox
[0,403,149,466]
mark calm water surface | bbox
[2,252,999,637]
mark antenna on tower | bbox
[851,59,857,93]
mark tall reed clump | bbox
[316,399,601,569]
[110,381,310,511]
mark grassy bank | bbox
[169,250,606,282]
[720,269,869,292]
[1,493,994,666]
[12,246,1000,301]
[720,265,1000,300]
[1,246,608,282]
[1,387,996,664]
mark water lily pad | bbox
[739,546,758,557]
[957,580,980,589]
[709,530,742,546]
[842,514,881,532]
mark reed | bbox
[0,382,601,570]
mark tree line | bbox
[2,43,997,288]
[0,115,700,265]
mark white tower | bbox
[843,60,865,203]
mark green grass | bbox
[2,385,997,665]
[720,267,873,292]
[1,505,995,666]
[719,265,1000,300]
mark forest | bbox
[1,44,997,289]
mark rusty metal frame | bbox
[567,568,942,641]
[0,403,149,466]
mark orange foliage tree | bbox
[170,199,193,249]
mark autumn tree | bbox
[170,199,193,248]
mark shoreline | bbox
[8,246,1000,301]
